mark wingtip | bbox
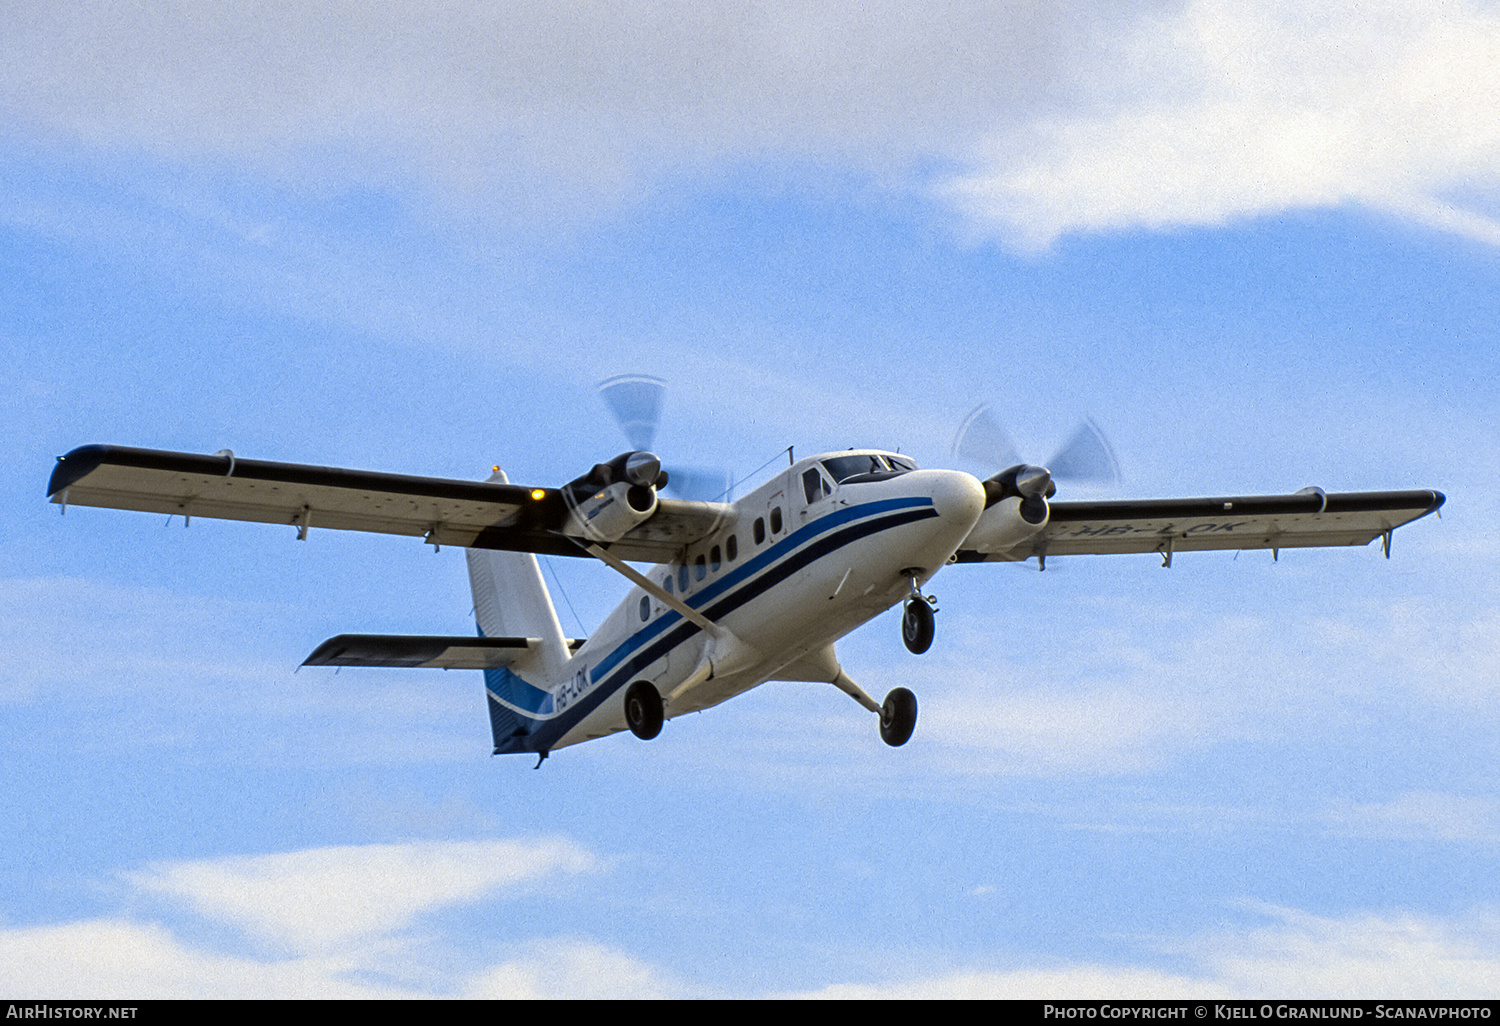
[47,444,110,497]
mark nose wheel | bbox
[901,592,936,655]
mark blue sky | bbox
[4,0,1498,998]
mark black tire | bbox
[624,681,663,740]
[880,687,918,747]
[901,599,935,654]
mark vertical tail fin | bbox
[466,469,574,753]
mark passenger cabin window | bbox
[770,507,783,534]
[710,544,721,572]
[639,596,650,621]
[753,518,765,545]
[694,554,706,581]
[727,534,738,561]
[678,564,690,592]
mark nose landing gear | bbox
[901,577,937,655]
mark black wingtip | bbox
[47,444,111,497]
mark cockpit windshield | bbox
[821,453,918,485]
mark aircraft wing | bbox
[955,488,1446,565]
[47,444,729,563]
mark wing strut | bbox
[575,540,759,709]
[577,541,718,633]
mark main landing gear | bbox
[901,577,937,655]
[879,687,917,747]
[831,671,919,748]
[624,681,663,740]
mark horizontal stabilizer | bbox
[303,634,585,670]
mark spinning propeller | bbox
[598,375,735,502]
[952,403,1121,535]
[952,403,1121,490]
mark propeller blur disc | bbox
[1046,417,1120,486]
[597,374,733,501]
[953,404,1121,487]
[952,403,1021,470]
[598,374,665,453]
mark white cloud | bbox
[463,938,678,1000]
[127,838,597,953]
[0,838,640,998]
[1349,601,1500,708]
[6,1,1497,244]
[948,0,1500,247]
[1200,904,1500,999]
[7,839,1498,998]
[791,906,1500,999]
[1327,791,1500,846]
[0,918,417,999]
[798,965,1221,999]
[0,1,1099,216]
[0,916,677,999]
[925,685,1210,774]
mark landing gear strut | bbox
[624,681,663,740]
[831,671,919,748]
[880,687,918,747]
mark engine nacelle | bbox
[565,479,658,542]
[964,464,1053,556]
[963,494,1049,556]
[561,451,664,542]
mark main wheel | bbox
[624,681,663,740]
[901,599,935,654]
[880,687,918,747]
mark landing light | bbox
[531,488,546,501]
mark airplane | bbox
[45,395,1445,765]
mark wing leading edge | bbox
[956,488,1445,565]
[47,444,728,563]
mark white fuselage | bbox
[518,451,986,751]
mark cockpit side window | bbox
[802,467,828,503]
